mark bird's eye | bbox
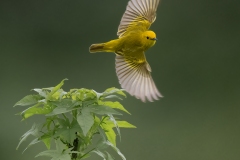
[146,36,149,39]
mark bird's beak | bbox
[151,38,158,41]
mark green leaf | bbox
[42,87,54,91]
[57,117,70,127]
[71,88,97,101]
[14,95,42,107]
[46,106,76,116]
[55,119,81,145]
[82,116,101,146]
[35,139,72,160]
[98,101,130,114]
[47,89,67,101]
[47,79,68,100]
[42,137,51,150]
[52,89,67,100]
[77,107,94,136]
[92,150,107,159]
[36,150,60,159]
[100,118,136,146]
[39,130,55,149]
[33,88,48,98]
[95,140,125,160]
[46,99,80,116]
[101,119,137,129]
[100,123,116,146]
[51,99,81,108]
[117,121,137,128]
[105,141,126,160]
[102,87,126,98]
[16,123,40,150]
[104,95,123,100]
[55,138,67,151]
[98,126,107,141]
[40,130,55,140]
[106,151,115,160]
[21,103,56,119]
[88,105,122,115]
[108,114,121,141]
[42,116,57,131]
[22,138,40,153]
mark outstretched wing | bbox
[115,54,162,102]
[117,0,160,37]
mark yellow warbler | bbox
[89,0,163,102]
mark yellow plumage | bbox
[89,0,163,102]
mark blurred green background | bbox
[1,0,240,159]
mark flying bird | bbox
[89,0,163,102]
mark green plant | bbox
[14,79,136,160]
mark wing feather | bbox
[145,76,152,102]
[117,0,160,37]
[136,0,146,15]
[139,71,146,102]
[115,55,162,102]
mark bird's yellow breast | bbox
[104,29,156,63]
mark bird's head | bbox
[142,30,157,49]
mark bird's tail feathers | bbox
[89,43,105,53]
